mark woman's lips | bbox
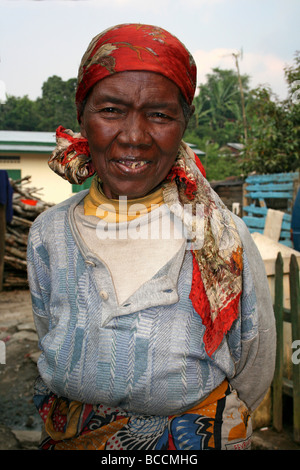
[111,158,152,175]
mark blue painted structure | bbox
[243,172,299,248]
[291,188,300,251]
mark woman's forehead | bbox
[87,71,182,106]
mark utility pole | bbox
[232,51,248,145]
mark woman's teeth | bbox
[119,160,148,168]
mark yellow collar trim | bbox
[83,176,164,223]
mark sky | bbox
[0,0,299,104]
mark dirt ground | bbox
[0,288,300,451]
[0,289,42,450]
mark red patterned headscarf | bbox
[76,23,196,119]
[48,23,197,185]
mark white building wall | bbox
[0,152,74,204]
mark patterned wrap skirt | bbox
[34,379,252,450]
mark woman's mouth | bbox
[112,158,152,174]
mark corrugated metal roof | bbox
[0,144,55,153]
[227,143,244,151]
[0,130,56,154]
[186,142,206,155]
[0,130,56,144]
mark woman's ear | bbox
[79,116,87,138]
[183,105,195,134]
[189,105,195,119]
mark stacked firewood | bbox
[3,176,53,289]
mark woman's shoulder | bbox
[231,212,250,239]
[30,190,88,235]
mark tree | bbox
[184,67,250,181]
[35,76,79,131]
[186,68,250,147]
[0,95,39,130]
[242,52,300,174]
[0,75,79,132]
[284,50,300,96]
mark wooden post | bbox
[242,182,248,218]
[273,252,284,432]
[290,254,300,443]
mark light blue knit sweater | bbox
[27,191,276,415]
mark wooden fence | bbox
[243,172,299,248]
[272,252,300,443]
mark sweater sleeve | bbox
[27,217,51,341]
[229,215,276,412]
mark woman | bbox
[27,23,275,450]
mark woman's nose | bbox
[117,113,152,147]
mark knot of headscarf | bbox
[48,126,94,184]
[48,23,197,186]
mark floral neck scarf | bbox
[163,142,243,356]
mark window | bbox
[5,169,21,180]
[72,176,94,193]
[0,156,20,164]
[0,156,21,180]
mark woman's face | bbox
[80,71,187,199]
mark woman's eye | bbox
[97,106,125,118]
[101,107,119,114]
[150,112,171,121]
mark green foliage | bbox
[184,67,249,181]
[186,67,248,147]
[184,132,242,181]
[0,75,79,132]
[0,95,39,130]
[242,52,300,174]
[284,50,300,94]
[186,54,300,178]
[35,76,79,131]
